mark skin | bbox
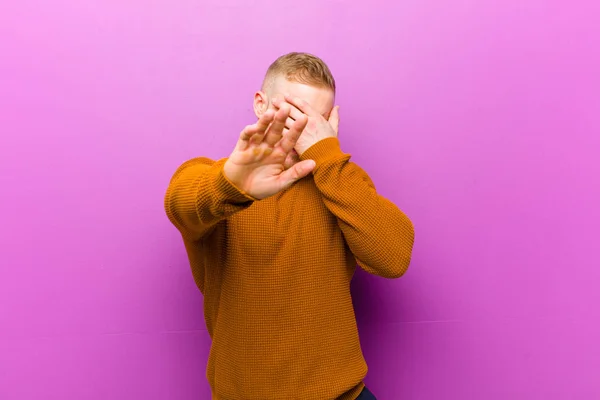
[223,75,340,200]
[254,77,339,168]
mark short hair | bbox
[263,52,336,93]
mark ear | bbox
[253,91,269,118]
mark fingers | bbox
[285,117,295,130]
[284,94,319,117]
[263,104,290,146]
[328,105,340,134]
[272,97,303,131]
[278,114,308,153]
[272,96,304,121]
[277,159,316,190]
[239,110,274,142]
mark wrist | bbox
[299,137,346,167]
[220,160,258,202]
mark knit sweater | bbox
[164,137,414,400]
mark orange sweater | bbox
[164,137,414,400]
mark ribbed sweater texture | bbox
[164,137,415,399]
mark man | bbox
[164,52,414,400]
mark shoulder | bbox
[167,156,224,182]
[176,156,219,170]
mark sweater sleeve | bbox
[164,157,256,241]
[300,138,415,278]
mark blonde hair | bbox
[263,52,336,93]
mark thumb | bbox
[278,159,316,190]
[328,105,340,134]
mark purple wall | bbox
[1,0,599,399]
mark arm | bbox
[300,137,415,278]
[164,157,256,241]
[164,105,314,241]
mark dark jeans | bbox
[356,386,377,400]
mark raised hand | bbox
[223,105,315,200]
[272,95,340,156]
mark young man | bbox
[164,52,414,400]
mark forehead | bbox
[271,77,335,116]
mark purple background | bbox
[1,0,599,399]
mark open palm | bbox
[223,105,315,200]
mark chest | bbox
[226,177,341,260]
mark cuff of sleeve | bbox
[299,137,346,167]
[212,161,258,203]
